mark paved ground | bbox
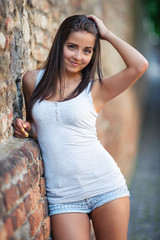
[128,81,160,240]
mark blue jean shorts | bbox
[48,185,130,216]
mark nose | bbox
[73,50,82,61]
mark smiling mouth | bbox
[70,60,80,66]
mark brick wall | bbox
[0,0,139,239]
[0,138,51,240]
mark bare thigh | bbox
[51,213,91,240]
[91,197,130,240]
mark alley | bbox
[128,79,160,239]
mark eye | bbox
[84,49,92,55]
[67,44,76,50]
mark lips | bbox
[69,60,80,66]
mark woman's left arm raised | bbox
[88,15,149,111]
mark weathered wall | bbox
[0,138,51,240]
[0,0,140,239]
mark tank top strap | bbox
[84,80,93,102]
[34,69,45,89]
[34,73,93,103]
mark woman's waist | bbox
[41,141,115,172]
[37,131,99,147]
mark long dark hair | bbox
[29,14,103,119]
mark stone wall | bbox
[0,0,140,239]
[0,138,51,240]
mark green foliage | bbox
[144,0,160,36]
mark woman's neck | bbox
[63,71,82,84]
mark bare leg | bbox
[91,197,130,240]
[51,213,91,240]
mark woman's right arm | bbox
[12,70,39,138]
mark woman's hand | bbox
[12,118,31,138]
[87,15,110,40]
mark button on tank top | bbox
[32,70,127,204]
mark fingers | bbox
[87,14,94,19]
[87,15,102,23]
[20,127,29,138]
[22,122,31,132]
[12,118,30,138]
[88,15,109,40]
[87,14,97,20]
[14,129,27,138]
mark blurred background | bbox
[0,0,159,239]
[127,0,160,239]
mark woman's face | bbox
[63,31,95,75]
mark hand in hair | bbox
[87,15,110,40]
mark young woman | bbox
[12,15,148,240]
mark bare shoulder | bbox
[22,69,40,95]
[22,70,39,88]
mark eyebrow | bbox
[67,42,94,49]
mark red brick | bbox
[0,223,7,240]
[0,195,6,218]
[12,150,28,168]
[28,208,43,237]
[7,111,13,125]
[11,164,23,177]
[39,159,44,176]
[7,110,13,120]
[27,144,39,160]
[42,217,51,239]
[15,163,24,174]
[4,184,20,210]
[24,194,31,216]
[28,163,39,187]
[20,146,33,164]
[5,17,14,32]
[34,229,44,240]
[18,173,30,196]
[4,34,10,50]
[21,156,28,169]
[29,185,41,210]
[41,198,48,218]
[4,216,14,239]
[39,177,46,197]
[11,202,26,230]
[10,154,28,178]
[37,200,45,219]
[4,172,11,185]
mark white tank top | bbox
[32,70,126,204]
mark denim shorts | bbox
[48,185,130,216]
